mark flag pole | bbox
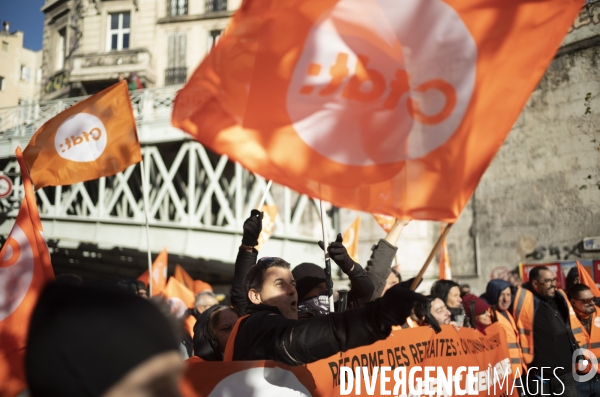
[318,199,335,312]
[410,223,454,291]
[140,160,153,296]
[257,180,272,209]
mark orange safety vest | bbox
[223,315,249,362]
[570,306,600,373]
[495,309,526,378]
[512,287,583,365]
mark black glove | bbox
[242,209,263,247]
[318,233,355,273]
[380,284,428,329]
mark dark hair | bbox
[414,295,434,321]
[117,280,147,294]
[208,306,240,339]
[529,266,549,282]
[567,283,591,300]
[566,267,580,290]
[430,280,459,304]
[243,257,290,303]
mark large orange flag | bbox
[342,216,360,262]
[0,148,54,396]
[173,0,583,222]
[174,264,195,291]
[23,80,141,189]
[577,261,600,298]
[151,248,168,296]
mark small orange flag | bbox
[256,204,278,251]
[577,261,600,298]
[163,277,196,336]
[0,148,54,396]
[173,0,583,223]
[438,225,451,280]
[373,214,395,233]
[23,81,141,189]
[193,280,213,294]
[342,216,361,263]
[174,264,195,291]
[137,270,149,286]
[151,248,168,296]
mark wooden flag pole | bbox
[410,223,454,291]
[319,199,335,312]
[257,180,272,209]
[140,160,153,296]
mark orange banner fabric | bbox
[23,80,141,189]
[181,323,517,397]
[174,264,195,291]
[0,148,54,397]
[342,216,361,263]
[173,0,583,222]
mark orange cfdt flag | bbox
[23,81,141,189]
[173,0,583,223]
[373,214,395,234]
[256,204,278,251]
[0,148,54,396]
[193,280,213,294]
[163,277,196,336]
[342,216,361,263]
[174,264,195,291]
[151,248,168,296]
[577,261,600,298]
[137,270,149,286]
[438,225,451,280]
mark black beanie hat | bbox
[25,282,179,397]
[292,263,326,302]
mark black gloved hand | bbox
[242,209,263,247]
[318,233,356,274]
[380,284,428,329]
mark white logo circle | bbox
[54,113,107,162]
[287,0,477,166]
[0,225,35,321]
[573,348,599,382]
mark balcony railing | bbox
[167,0,188,16]
[165,67,187,85]
[205,0,227,12]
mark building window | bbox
[0,76,5,91]
[36,68,42,83]
[207,29,222,52]
[165,33,186,85]
[107,12,131,51]
[205,0,227,12]
[20,65,31,82]
[1,41,8,51]
[56,28,66,70]
[167,0,188,16]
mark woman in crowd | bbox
[462,294,492,334]
[192,305,239,361]
[430,279,470,327]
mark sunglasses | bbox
[573,298,596,304]
[248,257,284,290]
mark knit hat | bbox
[292,263,326,302]
[462,293,491,319]
[26,282,179,397]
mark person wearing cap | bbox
[462,294,492,334]
[223,256,427,364]
[25,282,183,397]
[292,232,374,317]
[482,279,526,384]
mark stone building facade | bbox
[40,0,239,99]
[0,23,42,108]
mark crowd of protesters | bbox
[20,209,600,397]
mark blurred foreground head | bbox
[25,283,183,397]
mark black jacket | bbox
[232,302,390,365]
[230,248,258,315]
[523,282,576,376]
[339,262,374,309]
[365,239,398,300]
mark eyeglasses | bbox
[573,298,596,304]
[539,278,557,285]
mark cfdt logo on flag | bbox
[573,348,599,382]
[287,0,477,166]
[54,113,108,162]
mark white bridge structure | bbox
[0,85,336,283]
